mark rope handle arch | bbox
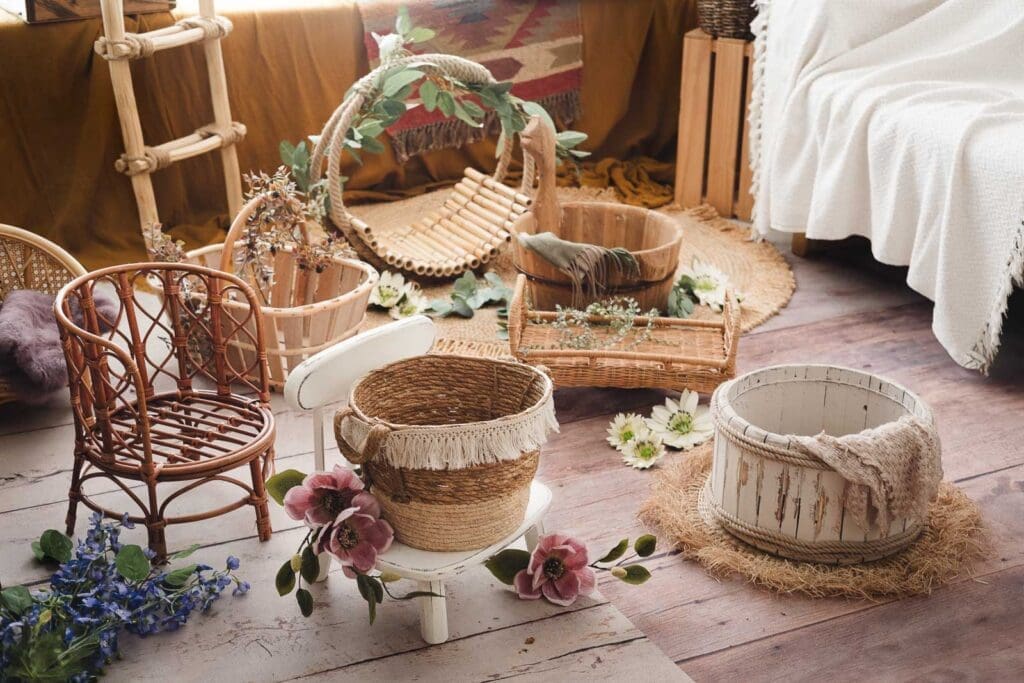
[334,406,392,465]
[308,53,538,235]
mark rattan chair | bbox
[55,263,276,559]
[0,224,88,406]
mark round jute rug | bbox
[638,444,989,600]
[350,187,795,354]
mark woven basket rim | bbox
[347,354,554,433]
[171,245,378,316]
[712,363,935,468]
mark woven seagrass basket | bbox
[334,355,557,551]
[697,0,757,39]
[706,365,937,564]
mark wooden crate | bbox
[674,28,755,221]
[0,0,173,23]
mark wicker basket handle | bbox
[219,193,312,275]
[334,406,391,465]
[309,53,539,236]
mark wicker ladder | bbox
[95,0,244,234]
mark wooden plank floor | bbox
[0,236,1021,681]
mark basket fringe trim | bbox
[340,398,559,471]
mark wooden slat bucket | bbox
[511,202,682,311]
[705,365,936,564]
[183,243,377,390]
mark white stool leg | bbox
[312,408,326,471]
[417,580,448,644]
[315,552,332,582]
[524,519,546,552]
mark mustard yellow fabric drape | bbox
[0,0,696,268]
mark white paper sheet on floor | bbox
[749,0,1024,371]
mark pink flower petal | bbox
[551,570,581,602]
[576,567,597,597]
[514,569,542,600]
[345,542,378,573]
[351,491,381,518]
[331,466,364,492]
[541,577,579,607]
[283,487,314,521]
[302,472,338,490]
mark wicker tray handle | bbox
[309,53,537,237]
[334,406,391,465]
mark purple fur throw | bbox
[0,290,117,405]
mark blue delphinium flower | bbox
[0,514,247,682]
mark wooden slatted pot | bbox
[705,365,936,564]
[511,202,682,311]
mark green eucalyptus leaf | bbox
[452,100,482,128]
[450,296,475,318]
[452,271,478,296]
[360,136,386,155]
[357,119,385,139]
[407,27,435,43]
[395,7,413,34]
[668,287,695,318]
[39,529,73,564]
[429,299,453,316]
[115,545,151,582]
[170,543,201,560]
[521,101,555,132]
[494,129,507,159]
[437,91,456,117]
[461,100,485,119]
[618,564,652,585]
[380,98,407,118]
[279,140,295,166]
[419,80,439,112]
[634,534,657,557]
[296,588,314,617]
[266,469,306,506]
[383,69,424,97]
[569,149,591,159]
[484,548,531,585]
[300,547,320,584]
[0,586,33,616]
[555,130,588,148]
[30,540,45,562]
[276,560,296,596]
[163,564,198,588]
[596,538,629,564]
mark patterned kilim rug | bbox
[359,0,583,161]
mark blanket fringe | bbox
[964,218,1024,374]
[747,1,771,235]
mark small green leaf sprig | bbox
[542,296,659,351]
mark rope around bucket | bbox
[639,444,989,599]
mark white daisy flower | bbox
[646,389,714,450]
[689,259,729,312]
[370,271,408,309]
[620,427,666,469]
[607,413,646,450]
[389,288,427,319]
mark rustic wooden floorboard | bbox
[0,245,1020,681]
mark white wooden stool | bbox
[284,316,551,643]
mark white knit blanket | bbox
[750,0,1024,371]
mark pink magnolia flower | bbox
[283,466,375,527]
[513,533,596,606]
[316,506,394,574]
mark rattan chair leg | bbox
[250,454,273,542]
[147,518,168,562]
[64,455,85,536]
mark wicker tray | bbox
[507,274,739,393]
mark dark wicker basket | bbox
[697,0,757,40]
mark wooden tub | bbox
[705,364,936,564]
[511,202,682,312]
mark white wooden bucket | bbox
[703,364,935,564]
